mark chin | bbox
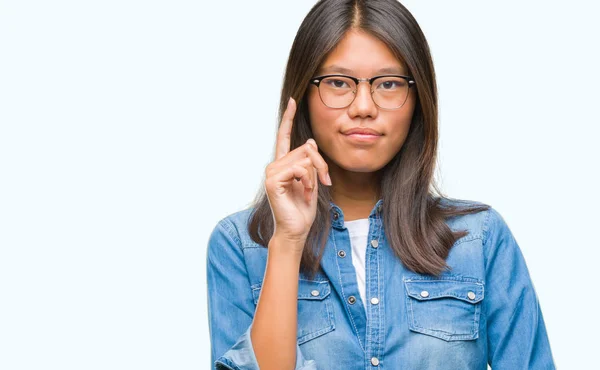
[335,158,387,173]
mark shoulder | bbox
[207,207,269,288]
[436,197,490,239]
[208,206,258,251]
[433,198,522,279]
[438,197,521,262]
[436,197,512,244]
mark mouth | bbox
[343,128,382,136]
[342,132,382,143]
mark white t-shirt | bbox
[343,218,370,311]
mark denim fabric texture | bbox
[206,198,555,369]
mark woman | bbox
[207,0,555,369]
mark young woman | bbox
[207,1,555,369]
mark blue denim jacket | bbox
[206,198,555,369]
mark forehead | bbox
[317,30,406,75]
[318,65,406,75]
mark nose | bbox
[347,80,378,118]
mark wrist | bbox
[269,234,306,258]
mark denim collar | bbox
[328,198,384,229]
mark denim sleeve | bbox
[483,208,556,369]
[207,219,317,370]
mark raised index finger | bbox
[275,97,297,160]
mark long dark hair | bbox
[248,0,490,279]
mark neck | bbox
[328,163,382,221]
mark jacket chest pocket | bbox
[403,277,484,341]
[252,279,335,345]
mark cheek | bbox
[405,88,418,120]
[307,89,342,137]
[386,92,417,141]
[385,111,414,151]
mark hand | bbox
[264,97,332,250]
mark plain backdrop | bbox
[1,0,598,369]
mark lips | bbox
[342,128,382,144]
[343,127,382,136]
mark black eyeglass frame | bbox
[309,74,416,110]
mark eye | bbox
[378,80,401,90]
[324,79,350,89]
[383,81,396,89]
[374,77,408,91]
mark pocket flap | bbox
[404,279,484,304]
[297,279,331,300]
[251,279,331,304]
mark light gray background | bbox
[1,1,598,369]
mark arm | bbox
[483,208,556,369]
[206,219,317,370]
[251,235,305,369]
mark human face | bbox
[308,30,417,173]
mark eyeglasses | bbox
[309,74,416,110]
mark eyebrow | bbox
[318,65,406,75]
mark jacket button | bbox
[311,290,320,297]
[347,296,356,304]
[467,291,476,300]
[338,250,346,258]
[420,290,429,298]
[370,297,379,305]
[370,240,379,248]
[333,212,339,220]
[371,357,380,366]
[377,204,382,213]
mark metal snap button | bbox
[370,297,380,305]
[467,291,476,300]
[338,250,346,258]
[370,240,379,248]
[333,212,339,220]
[371,357,380,366]
[311,290,320,297]
[347,295,356,304]
[420,290,429,298]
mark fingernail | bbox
[325,172,332,186]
